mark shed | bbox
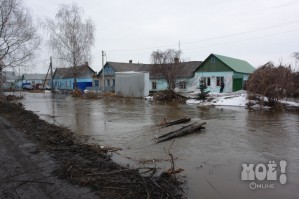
[115,71,149,97]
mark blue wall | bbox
[53,78,93,91]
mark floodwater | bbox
[19,92,299,199]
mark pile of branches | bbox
[153,90,187,103]
[71,89,83,97]
[0,101,185,199]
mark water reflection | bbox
[20,92,299,199]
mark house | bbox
[21,73,50,89]
[93,60,202,92]
[2,71,21,89]
[193,54,255,93]
[53,63,95,91]
[151,60,202,92]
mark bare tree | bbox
[0,0,40,95]
[247,62,294,105]
[150,49,181,90]
[44,3,95,88]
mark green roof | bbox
[213,54,255,74]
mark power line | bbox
[105,18,299,53]
[184,28,299,52]
[105,27,299,57]
[181,19,299,45]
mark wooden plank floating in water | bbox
[156,121,206,143]
[160,117,191,127]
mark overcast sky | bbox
[25,0,299,73]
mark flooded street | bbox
[20,92,299,199]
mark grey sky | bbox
[25,0,299,73]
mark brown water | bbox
[20,92,299,199]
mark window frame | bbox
[152,81,157,90]
[94,80,99,87]
[179,81,186,89]
[216,77,224,86]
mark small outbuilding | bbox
[115,71,149,97]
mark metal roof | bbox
[98,61,202,79]
[23,73,49,80]
[53,64,95,79]
[213,54,255,74]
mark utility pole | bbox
[102,50,105,92]
[50,56,54,93]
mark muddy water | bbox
[20,92,299,199]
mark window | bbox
[202,77,211,86]
[217,77,224,86]
[152,81,157,89]
[211,58,216,63]
[113,79,115,86]
[179,81,186,89]
[94,80,99,87]
[107,79,110,86]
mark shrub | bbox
[197,79,210,101]
[247,62,294,106]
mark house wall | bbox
[174,78,194,92]
[53,78,92,90]
[150,78,196,92]
[22,79,44,85]
[149,79,168,91]
[194,71,234,93]
[95,65,117,91]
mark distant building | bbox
[93,60,202,92]
[22,73,49,85]
[2,71,21,89]
[92,54,255,93]
[53,63,95,91]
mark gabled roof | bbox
[176,61,202,78]
[53,64,95,79]
[212,54,255,73]
[97,62,148,75]
[97,61,202,79]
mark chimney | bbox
[85,62,89,66]
[174,57,180,64]
[129,60,132,64]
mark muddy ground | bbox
[0,100,184,199]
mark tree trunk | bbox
[73,64,77,90]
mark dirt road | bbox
[0,115,98,199]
